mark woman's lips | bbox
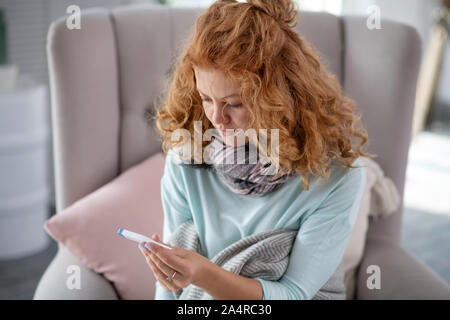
[219,129,235,136]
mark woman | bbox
[139,0,372,300]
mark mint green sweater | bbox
[155,150,366,300]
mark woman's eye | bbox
[200,98,241,108]
[200,98,209,105]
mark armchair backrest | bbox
[47,4,422,245]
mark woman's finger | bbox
[140,243,179,291]
[146,245,186,287]
[147,243,188,276]
[151,234,187,259]
[147,244,174,278]
[140,242,182,291]
[146,254,181,292]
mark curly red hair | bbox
[154,0,374,190]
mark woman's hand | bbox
[138,234,212,292]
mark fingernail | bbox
[139,243,145,250]
[145,243,152,250]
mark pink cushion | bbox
[44,152,166,300]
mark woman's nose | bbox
[212,104,229,125]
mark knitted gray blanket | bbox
[166,220,347,300]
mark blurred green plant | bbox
[157,0,176,5]
[0,8,8,65]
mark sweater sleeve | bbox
[154,151,193,300]
[255,161,366,300]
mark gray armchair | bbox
[34,4,450,299]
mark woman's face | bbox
[194,67,250,146]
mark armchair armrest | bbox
[33,246,119,300]
[356,237,450,299]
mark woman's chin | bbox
[222,134,249,147]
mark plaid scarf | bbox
[181,134,298,198]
